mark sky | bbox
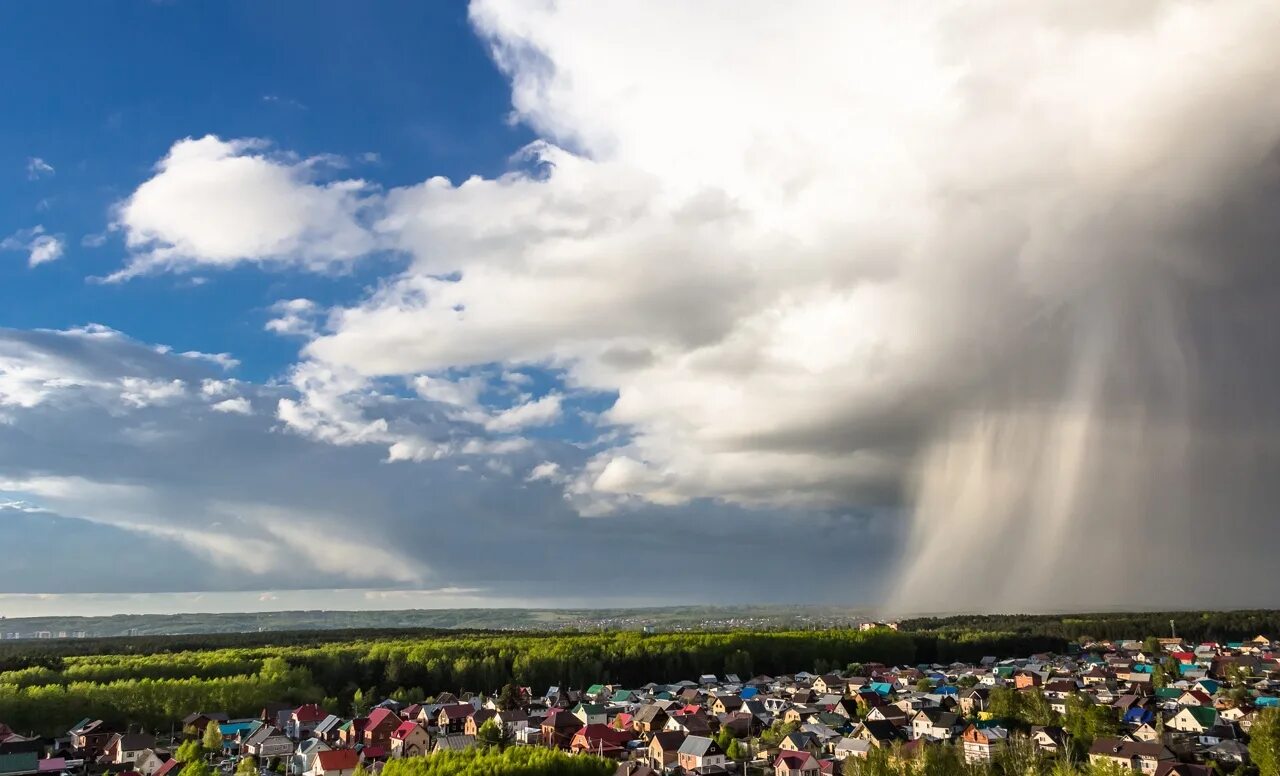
[2,1,1280,617]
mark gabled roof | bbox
[316,749,359,771]
[293,704,328,723]
[365,708,401,730]
[390,722,421,741]
[676,735,722,757]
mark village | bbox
[2,635,1278,776]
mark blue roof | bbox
[1131,664,1153,673]
[870,682,894,696]
[935,686,958,695]
[1257,697,1280,707]
[740,687,758,699]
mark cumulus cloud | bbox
[0,327,889,602]
[265,298,322,337]
[108,136,377,280]
[211,397,252,414]
[99,0,1280,609]
[2,225,64,267]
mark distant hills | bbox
[0,604,874,639]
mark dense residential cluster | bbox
[3,634,1280,776]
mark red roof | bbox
[365,708,401,730]
[293,704,328,723]
[316,750,359,772]
[390,721,420,740]
[574,724,632,745]
[438,704,474,720]
[775,751,817,769]
[152,761,180,776]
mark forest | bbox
[0,627,1054,734]
[901,610,1280,643]
[0,610,1269,736]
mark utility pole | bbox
[1170,620,1177,640]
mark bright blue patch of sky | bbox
[0,0,533,382]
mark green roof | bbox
[0,753,38,776]
[1184,706,1217,727]
[1156,688,1180,699]
[586,684,605,695]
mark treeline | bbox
[901,610,1280,643]
[381,748,612,776]
[0,627,1059,735]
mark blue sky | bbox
[2,1,1277,616]
[1,1,528,382]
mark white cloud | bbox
[211,397,252,415]
[265,298,321,336]
[279,0,1280,519]
[118,378,186,408]
[525,461,562,482]
[166,349,239,370]
[26,157,54,180]
[109,135,376,280]
[485,393,562,432]
[2,226,64,267]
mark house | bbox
[648,732,686,769]
[852,721,904,749]
[69,720,111,759]
[665,712,712,737]
[711,696,744,715]
[569,725,633,759]
[243,725,294,759]
[1088,738,1175,775]
[774,750,821,776]
[436,705,474,735]
[290,738,331,776]
[288,705,328,741]
[495,710,529,736]
[432,735,476,753]
[388,722,429,759]
[313,716,342,745]
[152,759,181,776]
[463,709,496,737]
[959,689,990,716]
[103,733,153,765]
[676,736,726,771]
[1030,726,1066,753]
[632,705,669,736]
[312,749,359,776]
[133,749,171,776]
[908,709,960,741]
[833,737,871,760]
[572,704,609,726]
[961,725,1008,764]
[363,708,402,749]
[779,732,819,754]
[1169,706,1217,734]
[514,727,541,746]
[540,709,583,750]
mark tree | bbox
[476,718,510,751]
[202,721,223,753]
[715,727,735,752]
[1251,708,1280,776]
[176,740,204,764]
[1143,637,1163,657]
[989,686,1020,722]
[236,757,258,776]
[726,739,744,761]
[497,683,523,712]
[915,678,933,693]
